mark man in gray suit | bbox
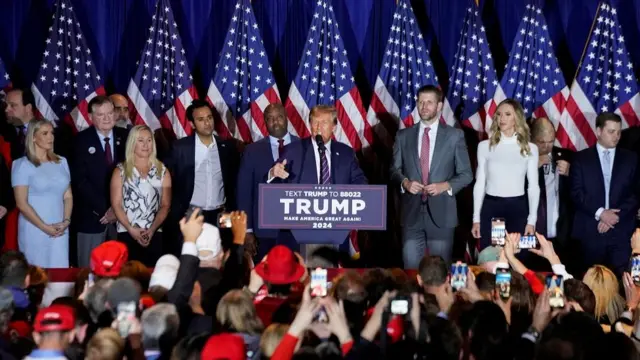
[390,85,473,268]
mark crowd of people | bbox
[0,83,639,358]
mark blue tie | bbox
[603,150,611,209]
[320,149,330,184]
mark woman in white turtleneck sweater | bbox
[471,99,540,250]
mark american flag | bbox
[127,0,197,139]
[368,0,454,147]
[499,4,569,137]
[31,0,105,132]
[206,0,280,143]
[285,0,371,150]
[559,1,640,151]
[0,56,11,100]
[447,2,504,136]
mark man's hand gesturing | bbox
[269,159,289,180]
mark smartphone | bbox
[519,235,537,249]
[184,205,199,220]
[630,255,640,285]
[495,268,511,299]
[390,297,410,315]
[491,218,506,246]
[450,261,468,291]
[87,273,95,288]
[310,268,328,298]
[218,212,232,228]
[116,302,137,338]
[546,274,565,308]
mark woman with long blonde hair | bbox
[583,265,625,324]
[12,119,72,267]
[110,125,171,267]
[471,99,540,250]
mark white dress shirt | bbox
[473,133,540,225]
[542,158,560,238]
[95,128,115,155]
[311,138,332,184]
[190,135,225,210]
[595,143,616,220]
[269,133,292,162]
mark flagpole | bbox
[570,1,602,83]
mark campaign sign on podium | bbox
[258,184,387,245]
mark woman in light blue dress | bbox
[11,119,72,268]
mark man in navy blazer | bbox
[237,103,299,259]
[570,112,639,276]
[71,95,128,266]
[269,105,367,255]
[166,100,239,254]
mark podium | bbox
[258,184,387,247]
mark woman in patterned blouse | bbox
[110,125,172,267]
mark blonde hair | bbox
[121,125,163,180]
[85,328,125,360]
[25,119,60,166]
[216,289,264,335]
[583,265,625,322]
[489,99,531,156]
[260,323,290,357]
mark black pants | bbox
[118,231,163,268]
[479,194,529,250]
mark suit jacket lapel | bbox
[184,135,196,196]
[610,149,623,197]
[429,125,448,177]
[331,144,339,184]
[303,138,318,184]
[410,124,422,179]
[114,129,126,163]
[89,128,107,165]
[592,147,606,192]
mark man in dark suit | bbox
[0,155,14,249]
[619,125,640,226]
[530,117,574,270]
[71,95,128,266]
[390,85,473,268]
[2,88,73,160]
[166,100,239,254]
[571,112,639,276]
[237,103,299,259]
[269,104,367,256]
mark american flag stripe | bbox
[206,0,280,144]
[559,1,640,150]
[284,84,312,139]
[127,0,196,139]
[32,0,104,133]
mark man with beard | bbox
[108,94,132,129]
[390,85,473,268]
[166,100,239,254]
[237,103,299,259]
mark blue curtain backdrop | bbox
[1,0,639,111]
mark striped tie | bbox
[320,149,330,184]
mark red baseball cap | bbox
[34,305,75,333]
[254,245,305,285]
[90,241,128,277]
[201,333,245,360]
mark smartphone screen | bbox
[184,205,199,220]
[450,261,468,291]
[630,255,640,285]
[390,299,409,315]
[116,302,137,338]
[491,218,506,246]
[217,212,232,228]
[310,268,328,298]
[495,268,511,299]
[519,235,537,249]
[546,274,565,308]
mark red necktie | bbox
[104,137,113,165]
[278,139,284,158]
[420,127,430,201]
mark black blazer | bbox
[166,134,239,218]
[71,127,128,233]
[0,155,14,212]
[0,119,74,161]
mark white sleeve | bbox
[472,142,488,223]
[526,144,540,226]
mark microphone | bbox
[315,134,326,151]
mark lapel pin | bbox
[116,140,121,145]
[88,146,96,154]
[336,152,339,156]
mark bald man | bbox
[530,117,574,267]
[109,94,132,129]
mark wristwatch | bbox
[523,326,541,342]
